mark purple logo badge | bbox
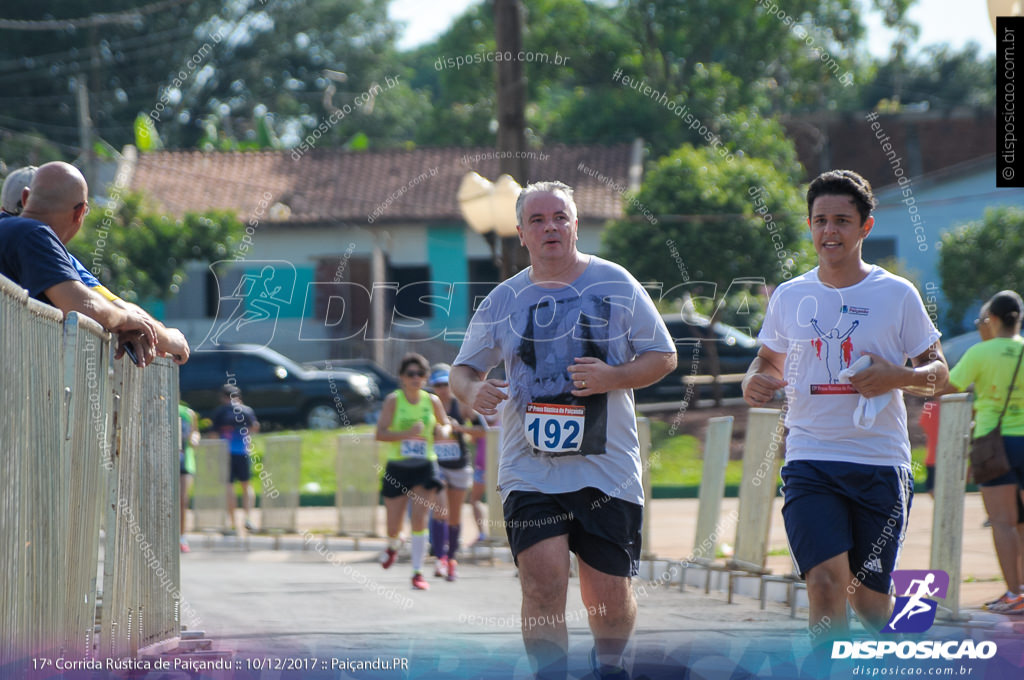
[883,570,949,634]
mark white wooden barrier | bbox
[259,435,302,533]
[692,416,734,561]
[192,439,229,531]
[930,393,973,621]
[335,433,380,536]
[731,408,784,573]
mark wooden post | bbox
[692,416,733,561]
[930,393,972,621]
[731,408,783,573]
[638,417,654,558]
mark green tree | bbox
[601,140,814,403]
[860,43,995,112]
[68,191,244,305]
[0,1,405,152]
[602,146,812,292]
[938,207,1024,330]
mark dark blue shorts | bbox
[229,454,251,483]
[781,460,913,594]
[978,436,1024,487]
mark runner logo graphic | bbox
[197,260,297,350]
[882,569,949,633]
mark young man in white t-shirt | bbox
[742,170,948,640]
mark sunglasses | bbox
[403,370,426,378]
[974,317,989,328]
[74,201,90,216]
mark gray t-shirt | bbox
[454,256,675,506]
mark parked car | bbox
[179,345,380,429]
[303,358,398,397]
[634,314,761,403]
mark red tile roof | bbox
[127,144,636,225]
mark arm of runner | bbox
[567,351,676,397]
[851,342,949,398]
[451,364,508,417]
[742,346,789,407]
[431,393,452,438]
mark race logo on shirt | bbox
[841,304,870,317]
[808,316,860,392]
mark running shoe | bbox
[986,593,1021,612]
[589,647,629,680]
[412,572,430,590]
[446,559,457,582]
[244,519,257,532]
[179,537,190,554]
[984,592,1011,609]
[472,535,488,548]
[434,555,449,578]
[380,548,398,570]
[1000,595,1024,614]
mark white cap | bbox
[0,166,37,214]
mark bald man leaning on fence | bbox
[0,161,158,365]
[0,165,189,364]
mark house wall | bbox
[871,161,1024,329]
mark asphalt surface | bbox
[168,531,1024,680]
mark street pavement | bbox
[167,495,1024,679]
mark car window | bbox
[179,353,229,391]
[231,355,286,382]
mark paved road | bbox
[176,534,1024,679]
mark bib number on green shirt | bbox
[400,438,427,459]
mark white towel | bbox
[837,355,892,430]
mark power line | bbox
[0,0,192,31]
[0,23,198,73]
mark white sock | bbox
[411,531,427,573]
[388,536,402,552]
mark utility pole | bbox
[75,79,94,190]
[493,0,529,277]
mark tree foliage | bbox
[67,191,244,304]
[860,43,995,112]
[938,207,1024,330]
[601,142,814,295]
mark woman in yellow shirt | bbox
[375,352,450,590]
[948,290,1024,613]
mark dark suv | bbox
[634,314,760,403]
[179,345,380,429]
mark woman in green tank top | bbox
[374,353,450,590]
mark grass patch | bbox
[647,419,744,487]
[248,426,375,496]
[238,424,931,498]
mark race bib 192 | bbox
[400,437,427,459]
[525,403,585,454]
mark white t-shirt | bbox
[758,266,940,467]
[454,256,675,505]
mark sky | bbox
[388,0,998,58]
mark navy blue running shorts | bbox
[781,459,913,594]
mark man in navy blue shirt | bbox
[0,162,157,361]
[1,165,189,364]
